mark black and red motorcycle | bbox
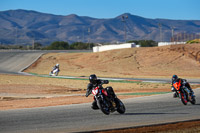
[173,80,196,105]
[91,85,125,115]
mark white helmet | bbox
[56,63,59,67]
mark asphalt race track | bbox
[0,50,200,133]
[0,50,43,74]
[0,89,199,133]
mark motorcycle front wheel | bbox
[115,98,126,114]
[55,72,58,76]
[97,99,110,115]
[180,92,188,105]
[190,96,196,105]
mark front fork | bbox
[95,95,109,108]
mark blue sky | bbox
[0,0,200,20]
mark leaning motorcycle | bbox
[173,80,196,105]
[49,68,60,76]
[92,85,125,115]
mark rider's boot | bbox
[91,100,99,110]
[171,87,178,98]
[173,92,178,98]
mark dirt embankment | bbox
[24,44,200,78]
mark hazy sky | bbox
[0,0,200,20]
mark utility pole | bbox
[184,32,186,42]
[32,39,35,49]
[122,15,128,43]
[15,27,18,45]
[158,23,163,42]
[88,27,90,43]
[88,27,90,49]
[171,26,175,42]
[82,27,85,42]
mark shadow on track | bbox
[121,112,188,115]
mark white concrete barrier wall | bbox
[158,42,186,46]
[93,43,136,52]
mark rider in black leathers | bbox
[171,75,194,98]
[85,74,117,110]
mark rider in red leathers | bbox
[85,74,117,110]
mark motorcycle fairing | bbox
[173,80,181,91]
[92,86,108,96]
[92,87,99,96]
[101,89,108,96]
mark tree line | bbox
[0,40,158,50]
[44,40,157,50]
[127,40,157,47]
[0,42,95,50]
[44,41,95,50]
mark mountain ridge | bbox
[0,9,200,45]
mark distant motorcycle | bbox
[49,68,60,76]
[173,80,196,105]
[91,84,125,115]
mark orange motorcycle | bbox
[173,80,196,105]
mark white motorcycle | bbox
[49,68,60,76]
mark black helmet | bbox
[172,75,178,82]
[89,74,97,84]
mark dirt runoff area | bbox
[0,74,174,110]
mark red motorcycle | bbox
[92,85,125,115]
[173,80,196,105]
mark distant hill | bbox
[0,9,200,45]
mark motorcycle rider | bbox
[85,74,117,110]
[171,75,194,98]
[50,63,60,76]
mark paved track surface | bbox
[0,88,199,133]
[0,50,43,74]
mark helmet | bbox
[172,75,178,82]
[56,63,59,67]
[89,74,97,84]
